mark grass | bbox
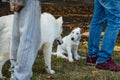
[2,41,120,80]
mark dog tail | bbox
[52,52,57,55]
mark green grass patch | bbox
[2,41,120,80]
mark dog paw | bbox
[69,58,74,62]
[46,69,55,74]
[0,76,6,80]
[75,55,80,60]
[49,70,55,74]
[80,56,86,59]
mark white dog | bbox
[53,27,86,62]
[0,12,63,78]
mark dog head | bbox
[56,16,63,45]
[70,27,81,42]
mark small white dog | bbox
[53,27,86,62]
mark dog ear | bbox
[57,16,63,27]
[79,28,81,31]
[77,27,81,31]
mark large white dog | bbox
[53,27,86,62]
[0,12,63,78]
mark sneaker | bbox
[96,59,120,72]
[86,56,98,65]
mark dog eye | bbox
[76,33,79,35]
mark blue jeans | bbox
[88,0,120,63]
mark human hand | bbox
[10,2,15,12]
[10,3,24,12]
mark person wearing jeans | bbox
[10,0,41,80]
[87,0,120,71]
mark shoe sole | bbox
[96,66,120,72]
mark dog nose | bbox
[71,38,74,41]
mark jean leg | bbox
[88,0,106,57]
[97,23,120,63]
[97,0,120,63]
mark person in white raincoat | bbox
[10,0,41,80]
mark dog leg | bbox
[0,53,9,78]
[56,48,68,59]
[73,47,80,60]
[43,43,55,74]
[74,52,86,60]
[67,47,73,62]
[74,53,80,60]
[73,47,86,60]
[57,53,68,59]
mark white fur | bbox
[39,13,63,74]
[53,27,86,62]
[0,12,63,78]
[0,15,13,78]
